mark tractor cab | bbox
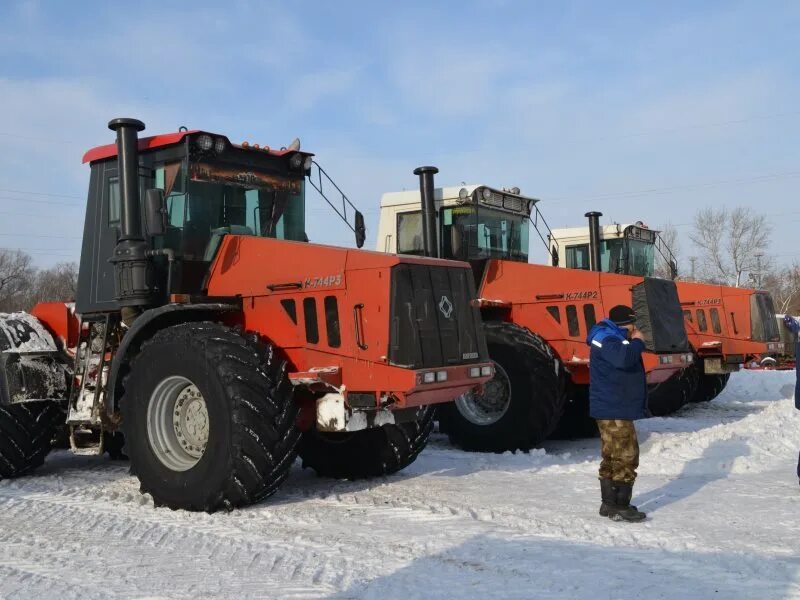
[78,130,364,314]
[377,184,538,284]
[547,221,669,279]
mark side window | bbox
[683,309,693,322]
[565,245,590,270]
[108,177,121,226]
[303,298,319,344]
[155,163,186,229]
[710,308,722,334]
[397,211,424,255]
[324,296,341,348]
[546,306,561,323]
[583,304,597,330]
[696,309,708,332]
[566,305,580,336]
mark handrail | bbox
[307,160,360,234]
[529,203,560,266]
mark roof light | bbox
[213,137,227,154]
[303,156,313,171]
[290,153,304,169]
[196,134,213,151]
[459,187,469,201]
[242,141,250,148]
[253,143,260,149]
[481,188,492,201]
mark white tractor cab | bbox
[546,218,678,280]
[376,184,543,264]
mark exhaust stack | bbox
[585,211,603,272]
[108,117,154,308]
[413,166,439,258]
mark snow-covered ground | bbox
[1,370,798,599]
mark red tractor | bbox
[0,119,493,511]
[376,177,693,450]
[546,217,781,411]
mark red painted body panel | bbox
[676,281,770,363]
[206,235,491,409]
[30,302,80,350]
[477,260,686,384]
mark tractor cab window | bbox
[153,161,306,261]
[397,211,425,256]
[565,244,590,270]
[440,206,529,262]
[625,239,655,277]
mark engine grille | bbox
[388,263,488,369]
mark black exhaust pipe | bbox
[108,118,155,310]
[585,211,603,272]
[413,166,439,258]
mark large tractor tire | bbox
[437,321,565,452]
[0,402,62,480]
[121,322,300,512]
[647,363,700,417]
[689,371,731,403]
[549,382,598,439]
[299,406,435,479]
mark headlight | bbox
[659,355,674,365]
[469,367,481,377]
[214,137,227,154]
[303,156,314,171]
[436,371,448,382]
[422,372,436,384]
[196,134,213,151]
[481,365,493,377]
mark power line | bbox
[0,196,83,207]
[555,170,800,204]
[0,188,82,199]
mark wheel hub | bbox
[174,385,209,459]
[454,361,511,426]
[147,376,209,472]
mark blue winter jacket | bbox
[587,319,648,420]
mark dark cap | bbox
[609,305,636,325]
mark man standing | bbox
[587,305,648,522]
[782,315,800,485]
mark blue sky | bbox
[1,0,798,269]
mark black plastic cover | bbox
[389,264,488,368]
[632,278,690,353]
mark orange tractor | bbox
[546,217,781,411]
[376,176,693,450]
[0,119,493,511]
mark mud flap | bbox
[0,351,69,405]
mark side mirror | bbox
[552,247,560,267]
[669,259,679,280]
[145,188,167,237]
[354,210,366,249]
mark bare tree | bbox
[762,264,800,314]
[0,250,35,312]
[27,262,79,306]
[654,223,680,279]
[689,207,771,287]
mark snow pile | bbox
[0,370,799,599]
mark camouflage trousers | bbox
[597,419,639,484]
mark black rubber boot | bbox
[599,479,616,517]
[609,482,646,522]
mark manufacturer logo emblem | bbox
[439,295,454,319]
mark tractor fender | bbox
[106,302,240,413]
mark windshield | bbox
[155,160,306,261]
[626,239,655,277]
[565,238,655,276]
[440,206,529,262]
